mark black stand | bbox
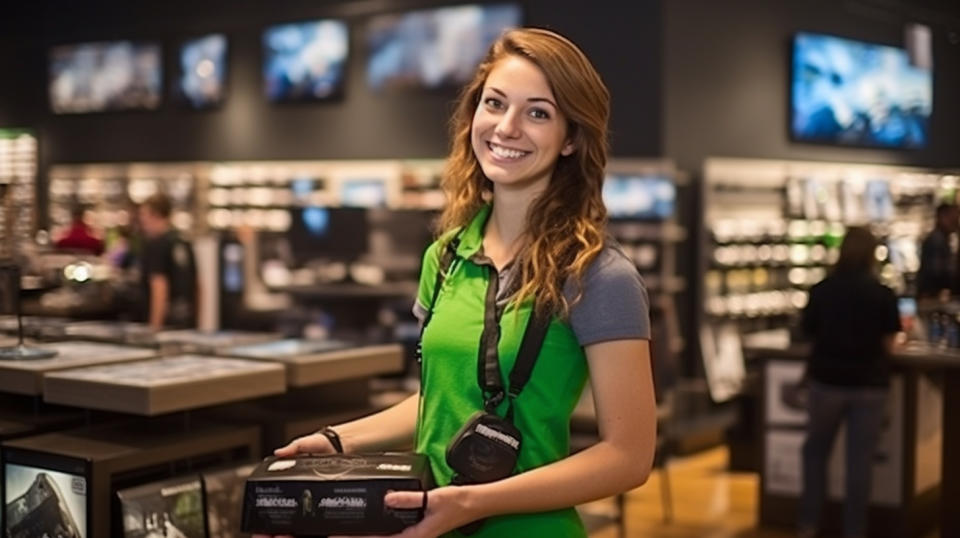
[0,261,57,360]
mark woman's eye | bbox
[484,97,503,109]
[529,108,550,120]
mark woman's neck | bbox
[484,181,547,268]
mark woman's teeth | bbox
[489,143,527,159]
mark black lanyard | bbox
[475,262,550,419]
[419,235,550,420]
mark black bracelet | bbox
[318,426,344,454]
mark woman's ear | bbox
[560,140,576,156]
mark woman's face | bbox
[471,55,574,192]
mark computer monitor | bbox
[602,174,675,220]
[286,207,369,266]
[4,448,90,538]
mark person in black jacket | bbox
[797,226,900,538]
[138,193,197,330]
[916,203,959,299]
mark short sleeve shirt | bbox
[412,205,650,537]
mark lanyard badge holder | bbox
[417,235,550,534]
[444,308,549,486]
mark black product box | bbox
[242,453,433,536]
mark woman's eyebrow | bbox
[487,86,558,109]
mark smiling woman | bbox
[259,27,655,538]
[470,56,575,191]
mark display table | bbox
[0,341,157,395]
[218,339,404,387]
[59,320,155,345]
[2,418,260,538]
[273,281,418,300]
[0,315,70,339]
[38,321,281,353]
[747,342,953,537]
[209,339,404,450]
[153,329,281,353]
[42,355,286,415]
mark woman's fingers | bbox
[273,433,333,457]
[384,490,428,509]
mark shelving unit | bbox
[0,129,38,258]
[47,162,203,240]
[697,157,959,402]
[605,158,687,358]
[701,158,958,330]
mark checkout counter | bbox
[747,340,959,537]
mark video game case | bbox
[242,453,433,536]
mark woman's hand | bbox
[250,434,336,538]
[273,431,338,458]
[253,487,476,538]
[330,486,478,538]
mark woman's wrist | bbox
[457,483,492,522]
[317,426,344,453]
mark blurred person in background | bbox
[54,202,104,256]
[798,226,900,538]
[138,192,197,330]
[916,203,959,299]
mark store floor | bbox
[582,446,940,538]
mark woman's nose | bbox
[494,108,521,138]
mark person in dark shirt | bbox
[55,203,104,256]
[798,226,900,538]
[138,192,197,330]
[916,203,959,299]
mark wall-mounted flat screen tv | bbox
[791,32,932,149]
[176,33,228,109]
[49,41,162,114]
[603,175,676,220]
[366,3,521,91]
[263,19,349,102]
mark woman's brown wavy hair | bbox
[438,27,610,317]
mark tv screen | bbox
[287,206,369,265]
[176,33,228,109]
[366,3,522,91]
[263,19,349,102]
[117,475,206,538]
[791,32,932,149]
[49,41,162,114]
[602,175,676,220]
[341,179,388,208]
[5,461,88,538]
[864,179,895,221]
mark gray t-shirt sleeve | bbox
[565,244,651,346]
